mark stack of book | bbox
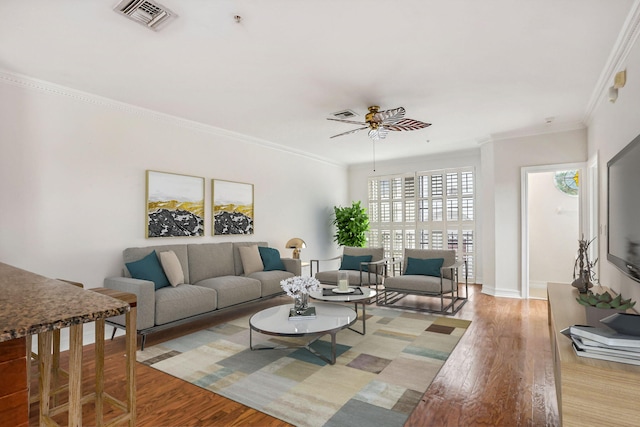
[563,313,640,366]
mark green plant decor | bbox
[332,201,370,247]
[576,291,636,310]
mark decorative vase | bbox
[294,292,309,314]
[571,270,593,294]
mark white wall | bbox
[482,128,587,297]
[588,30,640,303]
[348,148,483,282]
[0,76,348,290]
[528,171,579,284]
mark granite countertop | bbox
[0,262,129,342]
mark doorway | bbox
[521,163,585,299]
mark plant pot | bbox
[584,306,624,327]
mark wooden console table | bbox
[547,282,640,426]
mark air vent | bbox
[114,0,176,31]
[332,109,358,119]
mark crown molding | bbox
[0,69,344,168]
[583,0,640,124]
[480,120,586,144]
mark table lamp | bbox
[285,238,306,259]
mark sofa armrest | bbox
[104,276,156,331]
[281,258,301,276]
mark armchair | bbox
[380,248,467,314]
[312,246,387,287]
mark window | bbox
[368,167,476,281]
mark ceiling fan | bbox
[327,106,431,140]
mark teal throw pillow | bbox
[404,257,444,277]
[340,254,373,271]
[258,246,286,271]
[125,250,170,290]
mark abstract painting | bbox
[212,179,254,235]
[146,170,205,238]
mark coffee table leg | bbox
[348,302,367,335]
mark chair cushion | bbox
[125,250,170,290]
[239,245,264,275]
[405,257,444,277]
[340,254,372,271]
[384,275,455,295]
[315,269,382,286]
[258,247,286,271]
[159,250,185,286]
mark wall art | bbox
[146,170,205,238]
[212,179,254,235]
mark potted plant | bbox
[576,290,636,326]
[332,201,370,247]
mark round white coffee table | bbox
[249,303,356,365]
[309,286,377,335]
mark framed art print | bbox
[212,179,254,235]
[146,170,205,238]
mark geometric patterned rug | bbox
[137,305,471,427]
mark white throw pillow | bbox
[239,245,264,275]
[159,250,185,287]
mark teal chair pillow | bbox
[404,257,444,277]
[125,250,170,290]
[340,254,373,271]
[258,246,286,271]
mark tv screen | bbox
[607,132,640,282]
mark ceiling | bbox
[0,1,635,166]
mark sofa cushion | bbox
[258,246,286,271]
[154,284,218,325]
[248,270,294,297]
[405,257,444,277]
[188,243,235,283]
[239,245,264,275]
[123,244,190,284]
[233,242,268,275]
[159,250,185,286]
[340,254,372,271]
[194,276,261,309]
[125,250,170,290]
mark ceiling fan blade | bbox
[368,126,389,140]
[373,107,405,125]
[326,118,368,126]
[330,127,369,139]
[385,118,432,132]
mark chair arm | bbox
[104,276,155,331]
[362,258,389,276]
[281,258,301,276]
[388,258,403,276]
[442,260,465,270]
[310,255,341,276]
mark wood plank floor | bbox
[28,284,559,426]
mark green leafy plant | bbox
[332,201,370,247]
[576,291,636,310]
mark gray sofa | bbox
[104,241,300,349]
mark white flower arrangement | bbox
[280,276,321,297]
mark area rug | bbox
[137,305,471,427]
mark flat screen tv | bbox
[607,132,640,282]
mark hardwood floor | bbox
[28,285,559,426]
